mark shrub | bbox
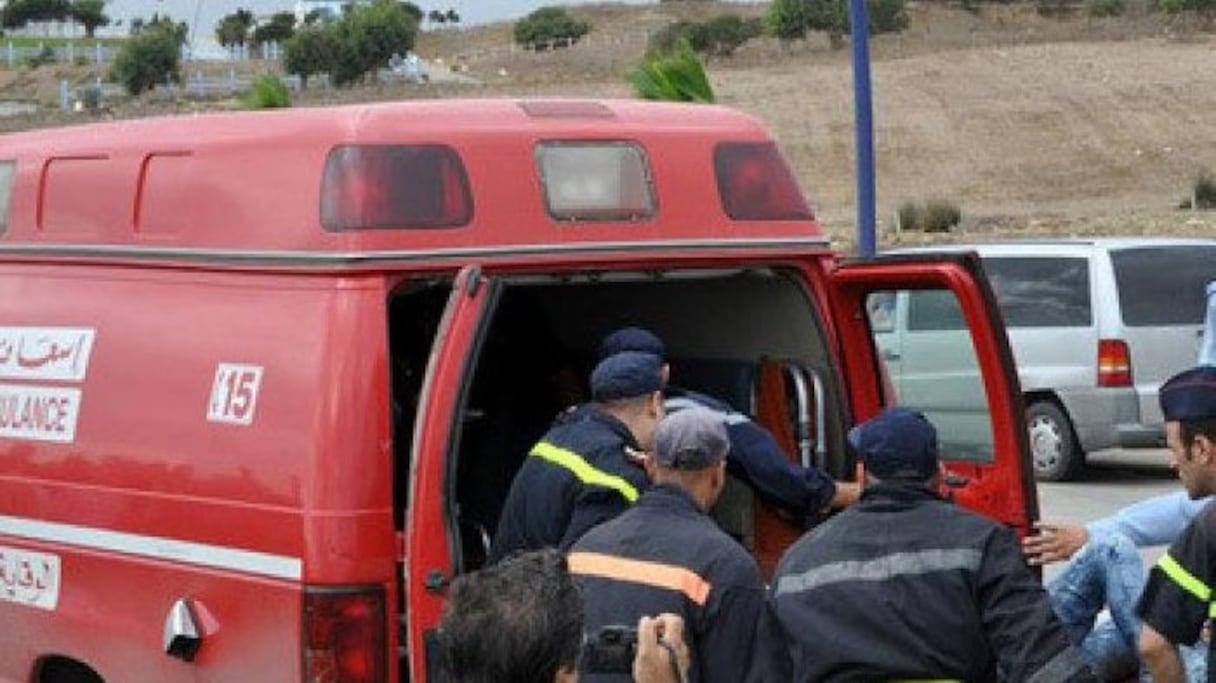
[923,199,962,232]
[242,73,291,109]
[896,199,961,232]
[110,26,181,95]
[1188,172,1216,210]
[896,201,922,231]
[869,0,910,33]
[1087,0,1127,16]
[651,15,761,58]
[513,7,590,49]
[647,20,697,56]
[626,40,715,103]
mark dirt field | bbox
[2,1,1214,249]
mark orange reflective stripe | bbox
[568,551,712,606]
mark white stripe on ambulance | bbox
[0,515,301,581]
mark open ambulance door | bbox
[404,265,499,683]
[826,252,1038,534]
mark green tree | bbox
[766,0,812,42]
[252,11,296,47]
[398,2,423,23]
[513,7,590,49]
[283,24,340,87]
[329,0,417,87]
[766,0,905,48]
[428,9,446,24]
[110,21,181,95]
[215,8,254,47]
[445,8,460,23]
[70,0,108,38]
[3,0,71,29]
[626,40,715,103]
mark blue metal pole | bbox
[850,0,877,258]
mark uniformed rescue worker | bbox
[489,351,663,563]
[1137,365,1216,683]
[568,407,770,683]
[598,326,859,519]
[769,407,1097,682]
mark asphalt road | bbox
[1036,447,1180,583]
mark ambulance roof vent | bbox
[518,101,615,119]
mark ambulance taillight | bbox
[303,586,387,683]
[320,144,473,231]
[714,141,813,221]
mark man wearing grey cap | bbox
[769,407,1096,682]
[568,408,771,683]
[489,351,664,563]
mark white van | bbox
[877,237,1216,480]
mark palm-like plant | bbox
[625,40,715,104]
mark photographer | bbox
[436,548,689,683]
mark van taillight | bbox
[303,586,386,683]
[1097,339,1132,387]
[714,142,813,221]
[320,144,473,231]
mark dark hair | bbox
[437,549,584,683]
[1181,418,1216,448]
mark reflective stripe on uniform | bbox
[775,548,982,597]
[568,551,712,606]
[530,441,640,503]
[1157,552,1212,603]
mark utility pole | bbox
[851,0,877,258]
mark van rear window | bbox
[320,144,473,231]
[983,257,1091,328]
[1113,246,1216,326]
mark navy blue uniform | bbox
[665,387,837,516]
[770,482,1094,682]
[489,407,649,564]
[1137,499,1216,682]
[569,484,769,683]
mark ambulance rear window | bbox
[714,142,812,221]
[320,144,472,231]
[0,160,13,234]
[536,142,655,222]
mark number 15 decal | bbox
[207,363,264,426]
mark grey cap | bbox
[654,407,730,470]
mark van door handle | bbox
[424,569,449,594]
[882,350,900,361]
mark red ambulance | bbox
[0,99,1036,683]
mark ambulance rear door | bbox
[826,252,1038,533]
[403,265,499,683]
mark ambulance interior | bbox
[387,265,855,577]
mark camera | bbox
[581,625,638,674]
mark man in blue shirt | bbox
[1025,491,1209,681]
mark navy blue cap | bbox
[590,351,663,402]
[1160,366,1216,422]
[654,407,730,470]
[599,327,665,361]
[849,407,939,480]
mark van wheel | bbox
[1027,401,1083,482]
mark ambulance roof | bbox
[0,99,826,269]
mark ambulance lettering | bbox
[0,327,95,382]
[0,545,60,610]
[0,385,81,443]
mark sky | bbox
[103,0,661,36]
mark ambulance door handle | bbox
[424,568,449,594]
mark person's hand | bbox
[1022,521,1088,566]
[830,481,861,509]
[633,613,690,683]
